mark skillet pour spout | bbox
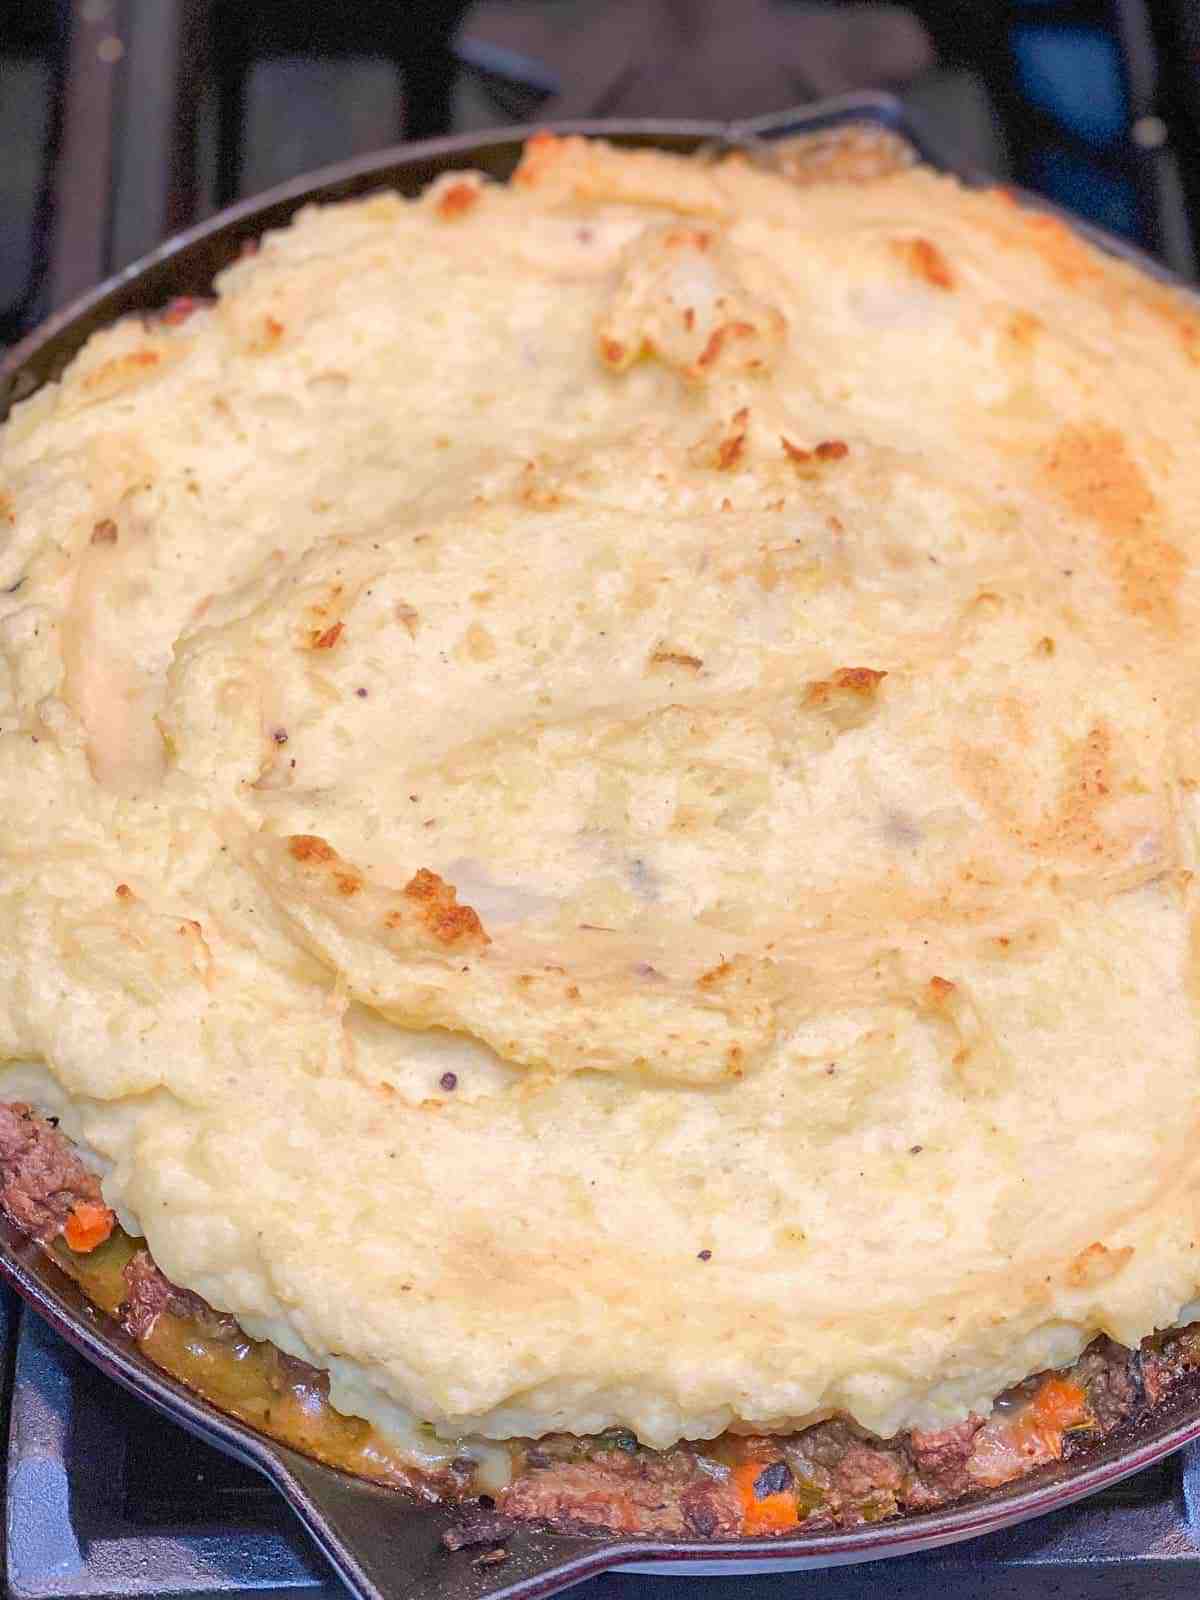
[5,92,1200,1600]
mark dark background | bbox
[4,0,1200,354]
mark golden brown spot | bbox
[683,307,695,331]
[264,316,285,343]
[115,883,133,900]
[1066,1241,1134,1288]
[310,621,344,651]
[600,338,626,367]
[696,327,726,369]
[402,868,489,947]
[565,984,581,1000]
[289,835,336,864]
[958,721,1123,864]
[649,649,703,672]
[893,237,955,290]
[927,975,957,1005]
[436,181,479,219]
[514,130,561,188]
[518,461,562,511]
[806,666,886,704]
[803,667,887,732]
[82,349,161,393]
[1007,309,1043,349]
[395,602,419,638]
[716,432,745,470]
[90,519,118,545]
[697,961,734,990]
[462,621,496,661]
[782,436,849,473]
[1022,212,1103,289]
[713,406,749,471]
[334,872,363,897]
[1040,423,1179,627]
[664,227,711,252]
[1036,636,1055,657]
[0,491,14,524]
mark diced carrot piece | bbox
[63,1201,115,1254]
[733,1460,800,1534]
[1029,1375,1090,1432]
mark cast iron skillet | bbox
[3,90,1200,1600]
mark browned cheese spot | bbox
[664,227,712,252]
[1065,1241,1134,1288]
[436,181,480,220]
[697,961,734,991]
[957,721,1128,865]
[402,868,490,947]
[1040,423,1180,628]
[805,666,886,706]
[697,327,726,370]
[893,237,955,291]
[83,349,160,392]
[927,975,957,1006]
[513,130,560,188]
[781,437,850,474]
[714,406,750,471]
[90,519,118,545]
[310,621,345,651]
[289,834,336,864]
[649,649,703,673]
[1007,309,1043,350]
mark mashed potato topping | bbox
[3,135,1200,1452]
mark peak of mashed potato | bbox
[2,135,1200,1451]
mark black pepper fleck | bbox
[272,728,288,745]
[910,1144,923,1155]
[440,1072,458,1092]
[355,687,368,698]
[697,1248,712,1261]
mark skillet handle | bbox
[272,1449,620,1600]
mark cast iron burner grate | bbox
[6,1301,1200,1600]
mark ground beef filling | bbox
[0,1102,1195,1541]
